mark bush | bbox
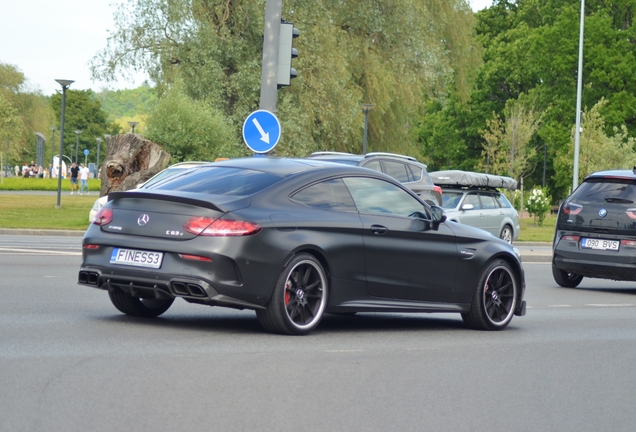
[525,187,551,226]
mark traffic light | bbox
[277,21,299,87]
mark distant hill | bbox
[94,83,156,120]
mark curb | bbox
[0,228,85,237]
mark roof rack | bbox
[309,151,356,156]
[364,152,417,162]
[429,170,517,191]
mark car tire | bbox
[108,289,174,318]
[552,264,583,288]
[462,259,517,331]
[499,225,513,243]
[256,253,328,335]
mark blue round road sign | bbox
[83,149,89,155]
[242,110,281,154]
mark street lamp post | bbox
[573,0,585,191]
[361,103,375,155]
[50,126,57,169]
[128,121,139,134]
[95,137,102,178]
[74,130,82,163]
[55,79,74,208]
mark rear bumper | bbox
[78,266,265,310]
[553,233,636,281]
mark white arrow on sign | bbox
[252,118,270,144]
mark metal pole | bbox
[55,79,74,208]
[50,127,57,169]
[361,104,375,155]
[259,0,282,113]
[573,0,585,191]
[5,137,8,177]
[96,137,102,178]
[363,111,370,155]
[74,130,82,163]
[543,144,547,188]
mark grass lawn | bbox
[517,214,556,243]
[0,194,95,230]
[0,177,101,191]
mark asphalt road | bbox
[1,235,635,432]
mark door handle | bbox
[370,225,388,235]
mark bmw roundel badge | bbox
[598,208,607,218]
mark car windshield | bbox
[153,166,283,196]
[441,191,464,209]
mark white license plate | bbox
[110,248,164,268]
[581,238,620,251]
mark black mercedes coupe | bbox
[79,157,526,334]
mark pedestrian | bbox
[69,162,80,194]
[79,163,90,195]
[21,162,28,177]
[14,165,19,177]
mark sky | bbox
[0,0,493,96]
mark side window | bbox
[291,178,357,212]
[495,194,512,208]
[343,177,427,217]
[362,160,382,173]
[381,161,410,182]
[480,193,498,209]
[463,193,481,210]
[406,164,423,182]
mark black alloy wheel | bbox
[108,289,175,318]
[257,253,328,335]
[552,264,584,288]
[462,259,517,330]
[500,225,513,243]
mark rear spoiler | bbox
[109,191,227,213]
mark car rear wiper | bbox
[604,197,633,203]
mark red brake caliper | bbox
[284,281,292,304]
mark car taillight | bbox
[561,235,580,242]
[93,207,113,225]
[83,244,100,249]
[621,240,636,247]
[563,203,583,215]
[626,209,636,220]
[183,217,262,236]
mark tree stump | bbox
[100,134,171,196]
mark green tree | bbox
[91,0,482,157]
[144,82,242,162]
[50,90,121,165]
[0,63,52,166]
[479,98,541,180]
[555,98,636,185]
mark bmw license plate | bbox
[581,238,620,251]
[110,248,164,268]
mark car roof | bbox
[307,152,422,165]
[585,169,636,181]
[208,156,371,177]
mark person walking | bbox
[69,162,80,195]
[79,163,90,195]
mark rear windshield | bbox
[153,166,283,196]
[559,178,636,234]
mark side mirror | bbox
[461,203,474,211]
[430,205,447,224]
